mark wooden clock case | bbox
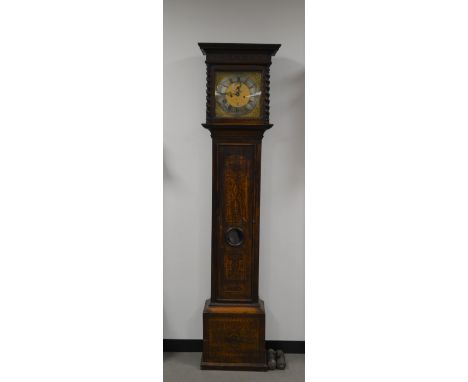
[199,43,280,371]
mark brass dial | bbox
[214,72,262,118]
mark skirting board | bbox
[163,339,305,354]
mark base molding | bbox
[164,339,305,354]
[163,338,305,354]
[201,359,268,371]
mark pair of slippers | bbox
[267,349,286,370]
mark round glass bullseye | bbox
[225,227,244,247]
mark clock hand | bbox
[246,91,262,98]
[215,90,234,97]
[235,83,242,96]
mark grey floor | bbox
[164,352,304,382]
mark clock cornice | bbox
[198,43,281,56]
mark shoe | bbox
[276,349,286,370]
[267,349,276,370]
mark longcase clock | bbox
[199,42,281,371]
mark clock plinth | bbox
[201,299,267,371]
[199,43,280,371]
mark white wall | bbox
[164,0,304,340]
